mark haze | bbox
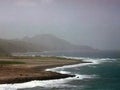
[0,0,120,50]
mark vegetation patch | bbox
[10,56,73,60]
[0,61,25,65]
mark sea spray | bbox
[0,57,111,90]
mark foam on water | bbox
[0,74,95,90]
[61,56,116,64]
[46,56,114,73]
[46,62,93,73]
[0,56,114,90]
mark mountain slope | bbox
[0,39,42,53]
[0,34,98,54]
[23,34,98,52]
[0,47,10,56]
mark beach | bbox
[0,56,85,84]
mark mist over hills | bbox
[23,34,74,51]
[0,39,42,54]
[23,34,98,52]
[0,34,98,56]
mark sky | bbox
[0,0,120,50]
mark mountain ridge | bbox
[23,34,98,52]
[0,34,98,55]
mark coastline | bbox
[0,57,87,84]
[0,67,75,84]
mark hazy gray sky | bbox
[0,0,120,50]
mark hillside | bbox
[0,34,98,55]
[23,34,98,52]
[23,34,73,51]
[0,39,42,53]
[0,47,10,56]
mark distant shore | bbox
[0,56,87,84]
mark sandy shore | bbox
[0,57,85,84]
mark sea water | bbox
[0,54,120,90]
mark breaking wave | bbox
[0,56,115,90]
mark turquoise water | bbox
[67,58,120,90]
[0,57,119,90]
[21,58,120,90]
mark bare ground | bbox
[0,57,84,84]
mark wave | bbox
[0,56,116,90]
[46,56,116,73]
[46,62,93,73]
[60,56,116,64]
[0,74,96,90]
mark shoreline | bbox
[0,57,88,84]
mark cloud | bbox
[15,0,38,7]
[14,0,54,7]
[41,0,54,4]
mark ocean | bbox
[0,52,120,90]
